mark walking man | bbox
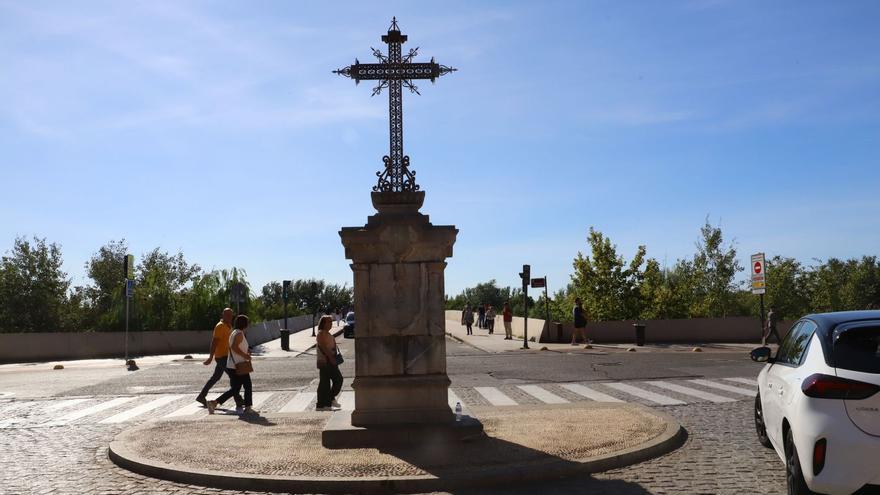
[763,306,782,345]
[502,302,513,340]
[477,303,486,329]
[572,298,588,345]
[196,308,242,408]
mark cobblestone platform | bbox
[109,403,683,493]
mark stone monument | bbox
[325,18,480,446]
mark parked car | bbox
[343,311,355,339]
[750,310,880,495]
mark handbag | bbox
[320,344,343,366]
[229,331,253,375]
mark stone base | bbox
[351,374,452,426]
[322,409,485,449]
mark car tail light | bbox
[801,373,880,400]
[813,438,827,476]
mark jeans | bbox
[198,357,239,402]
[317,365,343,408]
[216,368,249,407]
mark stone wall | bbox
[0,315,317,364]
[445,310,794,344]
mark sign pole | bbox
[544,277,550,335]
[759,293,765,343]
[124,283,129,363]
[521,264,530,350]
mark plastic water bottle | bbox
[454,401,462,422]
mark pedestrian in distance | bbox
[477,303,486,329]
[763,306,782,345]
[462,304,474,335]
[316,315,343,411]
[572,298,588,345]
[502,302,513,340]
[208,314,257,415]
[196,308,243,409]
[486,305,496,334]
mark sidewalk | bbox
[445,319,771,354]
[252,323,346,358]
[109,401,684,493]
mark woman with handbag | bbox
[208,314,257,415]
[316,314,343,411]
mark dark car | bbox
[343,311,355,339]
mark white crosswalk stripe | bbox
[605,383,686,405]
[475,387,517,406]
[723,377,758,386]
[164,401,207,418]
[688,379,756,397]
[647,381,736,403]
[249,392,274,410]
[44,397,137,426]
[518,385,568,404]
[44,398,90,412]
[100,395,184,424]
[337,391,355,411]
[559,383,625,402]
[278,392,316,413]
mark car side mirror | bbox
[750,346,773,363]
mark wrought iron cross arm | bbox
[332,62,456,82]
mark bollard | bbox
[555,322,563,343]
[633,323,646,346]
[280,329,290,351]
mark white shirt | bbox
[226,329,249,369]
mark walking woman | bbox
[462,304,474,335]
[316,315,343,411]
[208,314,257,415]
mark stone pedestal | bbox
[338,191,457,428]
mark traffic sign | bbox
[750,253,766,295]
[125,279,134,298]
[530,277,546,288]
[123,254,134,280]
[230,282,246,303]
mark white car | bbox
[751,310,880,495]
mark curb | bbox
[445,331,465,344]
[108,404,686,494]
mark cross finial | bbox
[334,19,456,194]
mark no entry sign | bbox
[751,253,766,295]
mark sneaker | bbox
[206,400,217,415]
[195,397,207,407]
[316,406,333,411]
[243,407,259,415]
[235,406,245,415]
[331,399,341,408]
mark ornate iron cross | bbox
[334,17,456,193]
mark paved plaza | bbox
[0,326,786,494]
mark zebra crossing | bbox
[0,376,757,429]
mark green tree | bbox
[133,248,200,331]
[764,256,810,319]
[81,239,128,331]
[0,237,71,332]
[691,220,742,317]
[570,228,646,321]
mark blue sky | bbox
[2,1,879,297]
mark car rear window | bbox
[834,326,880,374]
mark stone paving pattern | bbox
[1,400,785,494]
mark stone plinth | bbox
[338,191,457,428]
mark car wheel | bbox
[785,427,815,495]
[754,393,772,448]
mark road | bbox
[0,332,786,494]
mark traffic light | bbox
[282,280,291,302]
[519,264,530,282]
